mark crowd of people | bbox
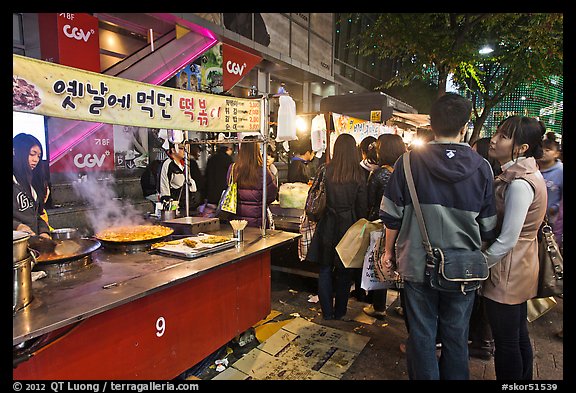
[301,93,562,381]
[14,90,562,381]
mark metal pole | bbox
[260,96,269,238]
[184,130,190,217]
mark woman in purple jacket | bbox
[227,136,278,228]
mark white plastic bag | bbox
[278,182,310,209]
[276,95,297,141]
[360,230,390,291]
[311,114,327,154]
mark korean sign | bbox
[12,54,262,133]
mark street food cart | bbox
[12,54,299,379]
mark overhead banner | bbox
[13,54,262,133]
[332,113,394,145]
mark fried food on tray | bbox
[183,238,197,248]
[200,235,231,244]
[151,239,181,249]
[96,225,173,242]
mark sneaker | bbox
[363,304,387,319]
[395,306,404,316]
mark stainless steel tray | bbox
[153,233,236,259]
[161,216,220,236]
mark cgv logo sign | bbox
[74,151,109,168]
[222,43,262,92]
[63,24,94,42]
[226,61,247,76]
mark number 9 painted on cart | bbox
[156,316,166,337]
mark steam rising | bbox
[72,176,146,234]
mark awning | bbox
[390,112,430,129]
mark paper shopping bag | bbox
[336,218,382,268]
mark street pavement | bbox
[268,270,564,382]
[184,270,564,384]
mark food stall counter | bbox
[13,226,299,380]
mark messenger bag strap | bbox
[402,151,434,256]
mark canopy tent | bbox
[319,92,417,123]
[389,112,431,129]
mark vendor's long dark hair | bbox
[329,133,364,184]
[13,133,47,208]
[234,136,265,188]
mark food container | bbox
[51,227,80,240]
[13,253,35,314]
[13,231,30,263]
[161,210,176,221]
[233,229,244,243]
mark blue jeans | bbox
[484,297,533,380]
[403,280,475,380]
[318,264,352,319]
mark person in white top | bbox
[158,142,197,211]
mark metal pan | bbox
[94,226,174,253]
[93,225,174,245]
[33,239,102,264]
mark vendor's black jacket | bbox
[204,149,234,204]
[140,159,163,198]
[13,176,50,235]
[306,164,368,267]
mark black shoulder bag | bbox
[305,164,327,222]
[403,151,488,294]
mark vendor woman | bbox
[13,133,51,238]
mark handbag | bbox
[304,164,327,222]
[527,296,557,322]
[373,227,402,283]
[218,164,237,214]
[298,214,317,261]
[336,218,382,268]
[403,151,488,294]
[536,216,564,298]
[361,229,392,291]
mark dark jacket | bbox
[287,157,312,183]
[380,143,498,282]
[306,164,368,267]
[13,176,50,235]
[367,165,394,221]
[228,164,278,228]
[140,159,163,198]
[188,157,204,207]
[204,149,234,204]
